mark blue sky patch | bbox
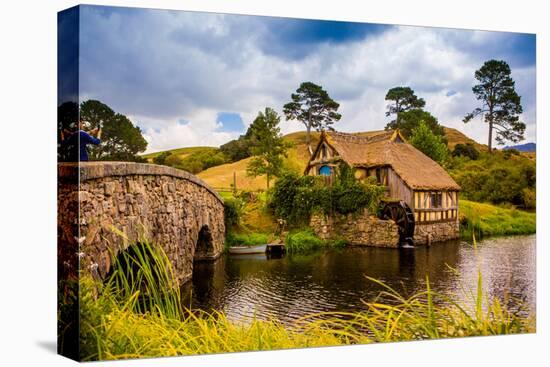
[216,112,245,132]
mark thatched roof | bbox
[310,130,460,191]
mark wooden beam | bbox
[415,207,458,212]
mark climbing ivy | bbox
[268,164,386,227]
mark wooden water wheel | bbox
[379,201,415,246]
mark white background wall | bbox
[0,1,547,366]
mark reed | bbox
[105,240,183,319]
[78,236,534,361]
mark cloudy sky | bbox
[77,5,536,154]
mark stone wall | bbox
[58,162,225,285]
[310,210,400,248]
[413,220,459,245]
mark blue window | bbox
[319,165,332,176]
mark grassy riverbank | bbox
[68,240,534,361]
[460,200,536,239]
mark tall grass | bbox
[105,241,183,319]
[77,236,534,361]
[225,232,271,248]
[285,229,346,253]
[460,200,536,239]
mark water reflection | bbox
[184,235,535,324]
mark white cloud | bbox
[79,7,536,152]
[136,109,240,153]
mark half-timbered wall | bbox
[413,190,458,223]
[307,142,338,176]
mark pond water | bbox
[184,235,535,324]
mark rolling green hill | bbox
[142,146,218,161]
[142,146,227,174]
[197,127,490,191]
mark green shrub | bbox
[220,136,252,162]
[450,150,536,207]
[410,121,449,163]
[226,232,270,247]
[224,198,245,230]
[503,148,520,159]
[268,165,386,227]
[521,188,536,209]
[158,148,228,174]
[285,229,325,253]
[153,151,172,165]
[452,143,479,160]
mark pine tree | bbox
[464,60,525,152]
[283,82,341,156]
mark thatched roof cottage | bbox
[305,130,460,245]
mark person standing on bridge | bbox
[60,118,102,162]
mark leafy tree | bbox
[220,137,251,162]
[219,122,263,162]
[384,86,426,125]
[57,101,79,161]
[153,151,172,165]
[385,108,444,138]
[464,59,525,151]
[173,149,227,173]
[58,101,79,132]
[155,148,227,174]
[246,107,288,189]
[449,148,535,207]
[283,82,341,156]
[80,100,148,161]
[410,121,449,163]
[224,197,245,230]
[452,143,479,160]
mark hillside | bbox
[197,127,485,191]
[443,127,487,151]
[198,131,322,191]
[142,146,216,161]
[142,146,226,174]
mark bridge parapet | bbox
[58,162,225,284]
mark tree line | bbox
[222,58,526,189]
[57,99,148,162]
[58,58,526,192]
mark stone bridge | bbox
[58,162,225,284]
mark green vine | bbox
[268,163,386,227]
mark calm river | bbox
[184,235,535,324]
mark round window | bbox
[319,165,331,176]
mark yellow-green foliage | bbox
[79,271,534,361]
[284,228,346,253]
[142,146,214,161]
[460,200,536,238]
[81,290,355,360]
[143,146,227,174]
[76,237,534,361]
[448,149,536,207]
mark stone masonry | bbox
[58,162,225,285]
[413,221,459,245]
[310,210,400,248]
